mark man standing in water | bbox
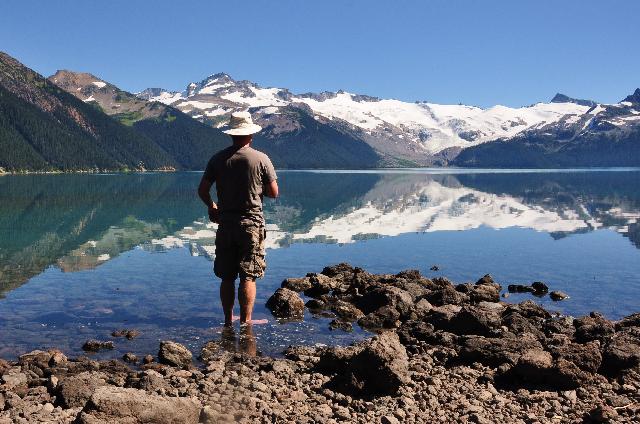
[198,111,278,327]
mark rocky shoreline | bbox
[1,264,639,423]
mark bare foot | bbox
[223,316,240,326]
[240,319,268,326]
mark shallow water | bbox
[1,169,640,360]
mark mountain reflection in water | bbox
[1,170,640,297]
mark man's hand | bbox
[208,205,219,223]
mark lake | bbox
[1,169,640,360]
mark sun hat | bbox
[222,111,262,136]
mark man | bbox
[198,111,279,327]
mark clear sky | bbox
[2,0,638,107]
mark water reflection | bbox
[1,170,639,296]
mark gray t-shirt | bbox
[203,145,277,224]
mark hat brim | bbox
[222,124,262,136]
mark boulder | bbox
[331,300,364,321]
[355,286,414,317]
[574,312,615,343]
[615,312,640,330]
[303,273,339,298]
[78,386,201,424]
[266,288,305,318]
[508,300,551,319]
[459,333,543,367]
[321,263,355,280]
[511,349,553,381]
[305,298,325,311]
[469,284,500,303]
[358,305,402,329]
[502,312,544,339]
[423,285,468,306]
[1,370,28,390]
[433,305,501,336]
[323,332,409,396]
[549,341,602,373]
[158,341,192,368]
[57,371,108,408]
[281,277,312,292]
[601,328,640,375]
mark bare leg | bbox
[220,279,236,326]
[238,278,256,324]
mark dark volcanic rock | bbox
[459,333,543,367]
[355,286,413,316]
[574,312,615,343]
[502,312,544,338]
[549,341,602,374]
[281,277,312,292]
[531,281,549,294]
[303,273,339,298]
[615,312,640,330]
[433,304,502,336]
[331,300,364,321]
[266,288,305,318]
[158,341,192,368]
[601,328,640,375]
[320,332,409,397]
[469,284,500,303]
[424,285,468,306]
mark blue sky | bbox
[2,0,638,107]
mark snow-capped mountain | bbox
[455,89,640,167]
[138,73,593,164]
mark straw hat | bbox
[222,111,262,136]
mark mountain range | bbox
[0,51,638,171]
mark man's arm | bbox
[264,179,279,198]
[198,177,219,223]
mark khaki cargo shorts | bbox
[214,220,266,281]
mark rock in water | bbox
[531,281,549,294]
[266,288,305,318]
[82,340,114,352]
[122,352,138,363]
[158,341,192,368]
[281,277,312,292]
[77,386,201,423]
[550,290,569,301]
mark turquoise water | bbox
[1,169,640,360]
